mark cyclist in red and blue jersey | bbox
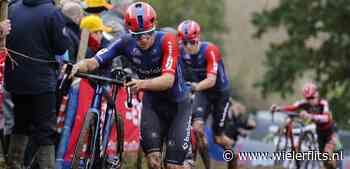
[177,20,235,169]
[271,82,338,169]
[70,2,192,169]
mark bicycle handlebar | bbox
[61,63,134,108]
[75,72,124,85]
[284,112,299,117]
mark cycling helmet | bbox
[177,20,201,41]
[124,2,157,33]
[302,82,318,99]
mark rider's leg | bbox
[140,94,163,169]
[227,152,238,169]
[165,96,192,169]
[323,133,337,169]
[146,152,162,169]
[193,120,206,147]
[191,92,211,169]
[210,92,236,169]
[183,143,194,169]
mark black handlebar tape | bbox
[126,76,132,108]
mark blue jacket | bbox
[5,0,69,94]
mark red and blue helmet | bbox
[124,2,157,33]
[302,82,318,99]
[177,20,201,42]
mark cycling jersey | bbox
[281,99,334,131]
[281,99,337,152]
[179,42,229,92]
[95,31,189,102]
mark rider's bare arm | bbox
[194,74,216,91]
[194,44,220,91]
[142,73,175,91]
[77,58,99,72]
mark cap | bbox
[80,15,112,33]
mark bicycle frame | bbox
[67,67,131,169]
[83,82,104,169]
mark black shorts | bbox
[192,90,231,136]
[140,93,192,165]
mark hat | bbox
[84,0,112,10]
[61,2,83,19]
[80,15,112,33]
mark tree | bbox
[146,0,226,46]
[252,0,350,129]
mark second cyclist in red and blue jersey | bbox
[177,20,234,150]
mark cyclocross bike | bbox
[62,64,132,169]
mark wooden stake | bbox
[76,28,89,62]
[0,0,9,50]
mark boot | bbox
[36,145,55,169]
[7,134,28,169]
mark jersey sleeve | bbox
[94,38,124,66]
[205,44,220,76]
[281,100,303,112]
[311,100,332,123]
[161,33,179,75]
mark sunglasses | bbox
[182,40,198,46]
[306,96,315,100]
[130,28,155,40]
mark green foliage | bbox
[252,0,350,129]
[146,0,226,46]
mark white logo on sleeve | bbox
[165,41,174,70]
[210,51,218,72]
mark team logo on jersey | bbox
[131,48,142,57]
[184,54,191,60]
[152,56,161,62]
[96,48,108,56]
[132,57,141,64]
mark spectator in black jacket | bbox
[5,0,68,168]
[61,2,84,62]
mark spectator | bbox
[101,0,131,39]
[0,19,11,41]
[58,0,81,9]
[225,101,256,142]
[0,19,11,124]
[5,0,68,168]
[0,19,11,167]
[61,2,84,62]
[83,0,112,14]
[80,15,111,56]
[80,15,111,74]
